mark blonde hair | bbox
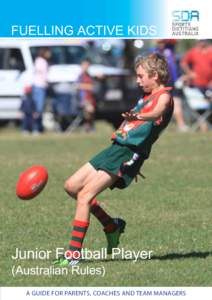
[135,53,170,84]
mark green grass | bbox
[0,122,212,286]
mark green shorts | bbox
[89,142,145,189]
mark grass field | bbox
[1,123,212,287]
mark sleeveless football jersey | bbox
[111,87,174,158]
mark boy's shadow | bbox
[85,251,212,263]
[151,251,211,260]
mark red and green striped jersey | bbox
[111,87,174,158]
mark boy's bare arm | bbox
[122,93,171,122]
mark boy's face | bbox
[136,65,158,93]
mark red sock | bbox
[90,198,117,233]
[68,219,89,258]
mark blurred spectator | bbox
[20,86,35,134]
[181,40,212,92]
[153,40,189,132]
[181,40,212,131]
[52,82,73,132]
[32,47,51,134]
[78,58,96,132]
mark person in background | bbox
[78,58,96,132]
[32,47,51,134]
[51,82,73,132]
[181,40,212,93]
[181,40,212,131]
[153,40,189,132]
[20,86,35,135]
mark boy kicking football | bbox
[54,53,174,266]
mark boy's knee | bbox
[64,178,77,199]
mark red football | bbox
[16,165,48,200]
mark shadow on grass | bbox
[151,251,212,260]
[83,251,212,264]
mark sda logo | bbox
[172,10,199,22]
